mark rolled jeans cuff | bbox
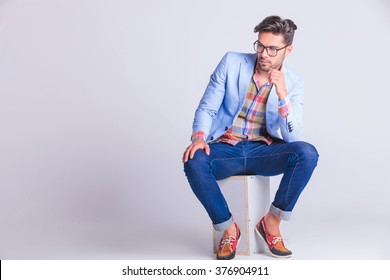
[213,216,233,232]
[270,204,292,221]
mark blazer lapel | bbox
[238,54,257,104]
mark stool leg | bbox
[213,176,271,256]
[247,176,270,255]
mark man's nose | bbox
[259,48,268,58]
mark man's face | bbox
[256,32,292,72]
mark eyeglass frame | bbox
[253,40,290,57]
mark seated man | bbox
[183,15,319,259]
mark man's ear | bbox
[285,44,293,57]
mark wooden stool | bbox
[213,176,270,256]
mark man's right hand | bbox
[182,139,210,163]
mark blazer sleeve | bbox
[191,53,229,139]
[277,77,304,142]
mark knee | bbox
[293,141,319,166]
[183,149,210,175]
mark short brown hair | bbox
[254,15,297,45]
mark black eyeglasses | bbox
[253,40,289,57]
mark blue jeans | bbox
[183,140,319,231]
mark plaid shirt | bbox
[192,67,291,145]
[218,70,272,145]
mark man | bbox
[182,15,318,260]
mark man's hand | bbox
[182,139,210,163]
[268,68,287,100]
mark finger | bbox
[268,68,274,83]
[268,75,274,84]
[205,144,210,156]
[269,71,282,84]
[271,69,283,78]
[182,145,193,163]
[182,149,189,163]
[189,146,198,160]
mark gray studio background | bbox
[0,0,389,259]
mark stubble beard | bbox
[257,60,272,72]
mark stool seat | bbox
[213,175,270,256]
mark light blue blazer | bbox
[192,52,304,143]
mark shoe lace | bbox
[271,236,288,245]
[220,236,236,250]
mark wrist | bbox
[277,90,288,100]
[191,131,206,142]
[278,96,291,118]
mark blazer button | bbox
[287,121,294,132]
